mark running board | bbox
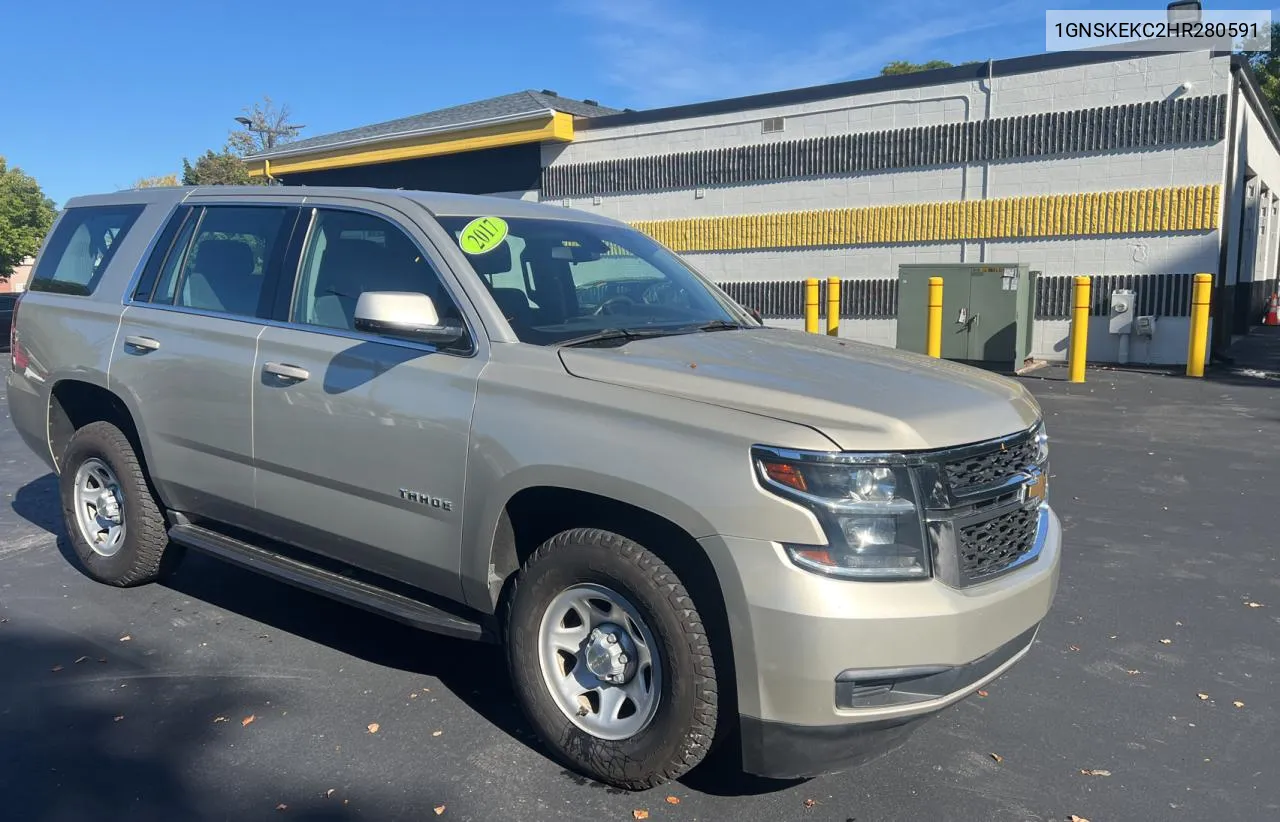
[167,523,487,641]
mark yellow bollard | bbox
[926,277,943,358]
[1069,276,1091,383]
[826,277,840,336]
[805,278,820,333]
[1186,272,1212,377]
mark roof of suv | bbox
[64,186,623,225]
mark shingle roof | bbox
[249,90,620,159]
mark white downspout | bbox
[978,59,995,263]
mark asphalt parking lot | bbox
[1,361,1277,822]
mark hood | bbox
[558,328,1040,452]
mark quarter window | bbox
[28,205,144,296]
[292,209,464,343]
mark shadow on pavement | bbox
[9,474,791,799]
[0,628,375,822]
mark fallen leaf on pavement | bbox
[113,715,124,722]
[51,665,63,672]
[410,693,419,699]
[1068,816,1091,822]
[1080,769,1111,776]
[432,730,442,737]
[632,811,648,820]
[1159,639,1172,645]
[1233,701,1245,708]
[275,804,287,811]
[977,689,989,697]
[74,656,88,664]
[1127,670,1140,675]
[803,798,817,808]
[367,723,380,734]
[1068,645,1081,652]
[434,805,446,816]
[213,716,227,723]
[119,635,131,642]
[97,658,107,663]
[1197,693,1209,701]
[242,715,256,727]
[990,753,1004,763]
[1245,601,1263,608]
[665,796,680,805]
[324,789,336,799]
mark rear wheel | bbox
[59,421,172,586]
[506,528,718,790]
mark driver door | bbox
[250,201,485,599]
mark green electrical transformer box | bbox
[896,264,1037,372]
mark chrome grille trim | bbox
[919,422,1048,587]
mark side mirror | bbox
[353,292,465,345]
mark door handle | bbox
[124,335,160,352]
[263,362,310,382]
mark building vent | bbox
[540,89,559,97]
[583,99,599,106]
[761,116,785,134]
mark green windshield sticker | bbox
[459,217,509,254]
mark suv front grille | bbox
[958,506,1039,580]
[942,430,1039,494]
[927,424,1046,587]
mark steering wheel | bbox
[593,295,636,315]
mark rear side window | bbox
[150,206,294,319]
[28,205,144,296]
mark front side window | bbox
[28,205,144,296]
[291,208,465,342]
[436,215,754,345]
[152,206,292,318]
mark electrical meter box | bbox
[896,264,1037,372]
[1110,289,1135,334]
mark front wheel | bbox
[506,528,719,790]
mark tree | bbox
[881,60,954,75]
[1244,23,1280,122]
[181,149,251,186]
[0,156,57,276]
[226,95,304,156]
[134,173,179,188]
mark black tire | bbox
[59,421,172,587]
[506,528,718,790]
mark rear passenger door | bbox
[111,203,300,525]
[250,201,484,599]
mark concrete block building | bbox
[244,47,1280,365]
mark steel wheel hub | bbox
[537,583,662,740]
[584,624,636,684]
[71,458,126,557]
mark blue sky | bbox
[0,0,1271,205]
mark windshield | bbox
[436,214,756,345]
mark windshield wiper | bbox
[558,328,684,348]
[695,320,749,332]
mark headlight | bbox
[753,447,929,581]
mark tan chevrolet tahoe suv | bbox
[7,186,1060,789]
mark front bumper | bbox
[697,504,1061,778]
[739,624,1038,778]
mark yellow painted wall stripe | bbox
[629,185,1220,252]
[246,112,575,177]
